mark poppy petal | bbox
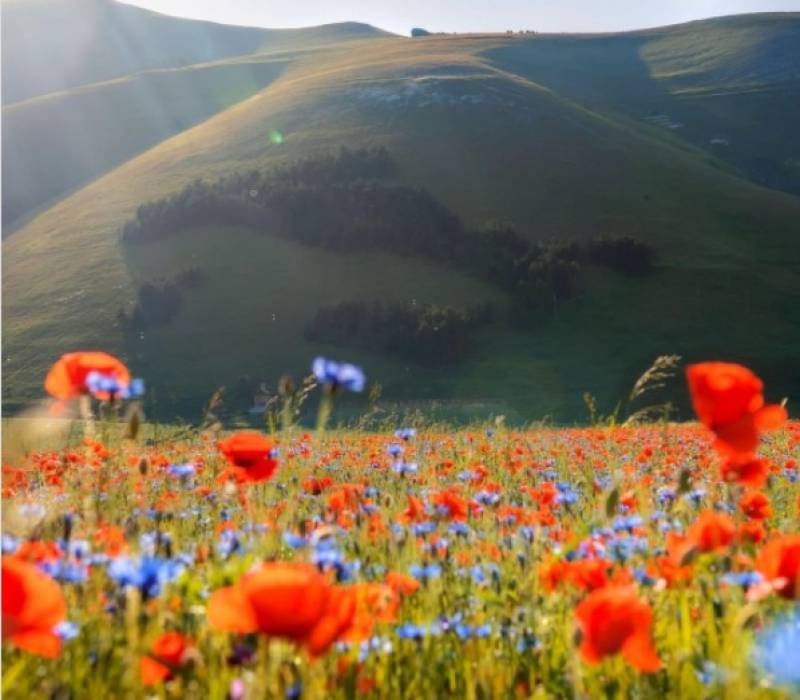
[207,585,258,634]
[755,404,787,431]
[11,630,61,659]
[140,656,172,685]
[622,634,662,672]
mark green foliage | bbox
[585,236,656,277]
[305,301,495,366]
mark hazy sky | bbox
[120,0,800,34]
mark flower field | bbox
[2,356,799,699]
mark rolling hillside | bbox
[2,58,287,228]
[488,13,800,195]
[3,10,799,422]
[1,0,389,103]
[1,0,391,227]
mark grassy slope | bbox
[2,0,392,225]
[486,13,800,195]
[2,57,287,228]
[3,20,800,421]
[1,0,390,103]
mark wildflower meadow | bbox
[2,353,799,699]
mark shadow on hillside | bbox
[485,33,800,196]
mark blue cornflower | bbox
[167,463,196,478]
[658,487,676,504]
[633,568,657,586]
[312,357,366,392]
[85,371,145,400]
[556,490,578,505]
[411,522,436,536]
[392,462,418,476]
[388,443,404,457]
[217,530,245,558]
[107,556,184,598]
[607,535,649,563]
[54,621,80,641]
[516,634,540,652]
[696,660,728,686]
[754,612,800,687]
[41,559,88,584]
[454,623,491,640]
[613,515,643,533]
[720,571,763,589]
[2,535,20,554]
[467,565,487,584]
[474,491,501,506]
[283,532,309,549]
[396,623,426,640]
[395,428,416,440]
[685,489,707,505]
[448,522,470,536]
[409,563,442,580]
[311,545,343,568]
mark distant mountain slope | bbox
[1,0,390,103]
[1,0,392,226]
[4,19,799,420]
[487,13,800,195]
[2,57,287,229]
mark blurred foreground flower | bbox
[575,585,661,672]
[754,612,800,688]
[2,555,67,658]
[312,357,366,393]
[140,632,196,686]
[686,362,785,459]
[217,432,279,484]
[208,562,356,655]
[756,535,800,599]
[45,351,143,414]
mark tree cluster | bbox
[584,235,655,277]
[119,150,657,336]
[305,301,495,366]
[117,267,206,330]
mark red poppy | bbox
[398,495,426,524]
[2,556,67,658]
[217,432,278,483]
[575,586,661,672]
[720,456,769,488]
[739,491,772,521]
[687,510,736,553]
[341,583,400,643]
[686,362,786,457]
[303,476,333,495]
[14,541,61,565]
[756,535,800,599]
[208,562,355,655]
[45,351,131,401]
[430,488,469,521]
[738,520,766,544]
[140,632,194,685]
[385,571,420,596]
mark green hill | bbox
[1,0,391,226]
[2,58,287,228]
[1,0,389,103]
[487,13,800,195]
[3,13,799,421]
